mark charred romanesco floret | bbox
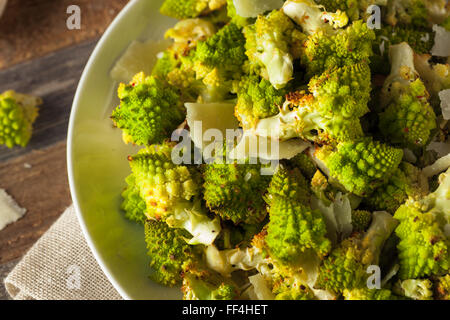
[435,274,450,300]
[343,288,397,300]
[145,220,202,286]
[265,166,332,263]
[121,174,147,225]
[248,62,371,143]
[0,90,41,148]
[393,169,450,280]
[364,162,427,213]
[160,0,227,20]
[233,75,288,130]
[379,43,436,148]
[182,270,237,300]
[111,73,185,146]
[203,150,271,225]
[315,138,403,197]
[130,142,221,245]
[316,211,398,295]
[273,276,317,300]
[243,10,304,89]
[351,210,373,232]
[384,0,448,28]
[193,22,247,90]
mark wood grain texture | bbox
[0,141,71,264]
[0,39,97,162]
[0,0,129,69]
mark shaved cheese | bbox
[439,89,450,120]
[233,0,284,18]
[185,102,240,150]
[431,25,450,57]
[248,274,275,300]
[0,189,26,231]
[422,153,450,178]
[110,39,171,83]
[229,131,310,161]
[427,141,450,158]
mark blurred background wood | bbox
[0,0,129,299]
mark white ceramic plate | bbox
[67,0,182,300]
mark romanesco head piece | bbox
[111,73,186,146]
[160,0,227,20]
[121,174,147,225]
[0,90,41,148]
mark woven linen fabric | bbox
[4,205,122,300]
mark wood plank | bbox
[0,39,98,162]
[0,0,129,69]
[0,141,71,264]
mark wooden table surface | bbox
[0,0,129,299]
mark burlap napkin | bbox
[4,206,123,300]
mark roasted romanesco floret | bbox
[351,210,373,232]
[384,0,449,28]
[226,0,251,27]
[273,276,317,300]
[364,162,428,213]
[202,148,271,224]
[182,269,238,300]
[160,0,227,20]
[316,211,399,295]
[315,138,404,197]
[111,73,186,146]
[130,142,221,245]
[286,151,317,180]
[243,9,303,89]
[434,274,450,300]
[0,90,41,148]
[379,43,436,148]
[393,169,450,280]
[394,278,434,300]
[145,219,202,286]
[121,174,147,225]
[343,287,397,300]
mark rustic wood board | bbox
[0,39,97,162]
[0,0,129,69]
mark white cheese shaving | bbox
[427,141,450,158]
[422,153,450,178]
[431,25,450,57]
[0,189,26,231]
[439,89,450,120]
[233,0,284,18]
[229,131,310,161]
[248,274,275,300]
[110,39,171,83]
[185,101,240,150]
[420,33,430,42]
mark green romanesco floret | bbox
[111,72,186,146]
[121,174,147,225]
[129,142,221,245]
[434,274,450,300]
[145,219,202,287]
[273,276,317,300]
[315,0,360,21]
[363,162,428,213]
[265,166,332,263]
[394,278,434,300]
[286,151,317,179]
[343,287,396,300]
[384,0,448,28]
[316,211,399,295]
[233,74,288,131]
[393,169,450,280]
[298,18,375,77]
[160,0,227,20]
[243,10,304,89]
[0,90,41,148]
[379,43,436,149]
[182,269,238,300]
[249,63,371,143]
[202,149,271,225]
[315,138,404,197]
[351,210,373,232]
[194,22,247,83]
